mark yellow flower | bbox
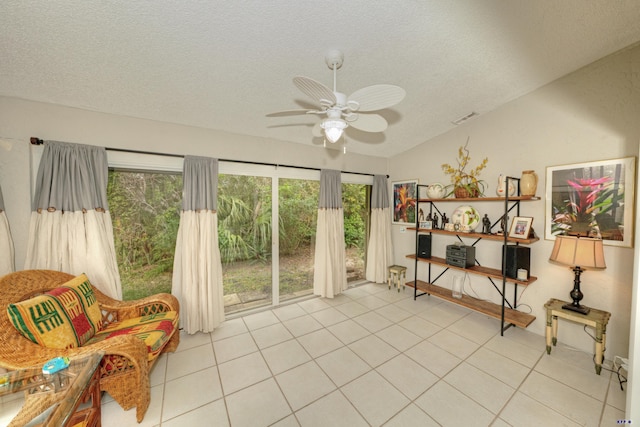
[441,139,488,196]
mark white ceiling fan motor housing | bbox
[325,50,344,70]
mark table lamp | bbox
[548,235,606,315]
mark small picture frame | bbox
[420,220,433,230]
[509,216,534,239]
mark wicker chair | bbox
[0,269,180,423]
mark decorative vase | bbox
[520,170,538,196]
[496,174,515,197]
[426,183,446,199]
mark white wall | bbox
[0,96,388,270]
[389,43,640,362]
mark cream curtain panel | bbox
[0,185,15,276]
[172,156,225,334]
[313,169,347,298]
[366,175,393,283]
[24,141,122,299]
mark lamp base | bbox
[562,302,590,315]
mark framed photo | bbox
[392,180,418,225]
[420,221,433,230]
[509,216,533,239]
[545,157,636,247]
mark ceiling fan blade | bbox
[348,84,406,112]
[312,122,323,137]
[293,76,337,105]
[349,113,388,133]
[266,109,315,117]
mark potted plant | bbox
[441,139,488,198]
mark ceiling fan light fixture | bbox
[321,119,348,143]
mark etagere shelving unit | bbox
[406,178,539,335]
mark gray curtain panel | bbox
[0,184,4,211]
[371,175,389,209]
[32,141,108,211]
[318,169,342,209]
[25,139,121,298]
[182,156,218,211]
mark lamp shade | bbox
[321,119,347,143]
[549,235,606,269]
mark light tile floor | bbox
[100,282,627,426]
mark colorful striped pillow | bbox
[7,274,103,349]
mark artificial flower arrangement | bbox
[441,138,489,198]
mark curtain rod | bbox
[30,137,387,178]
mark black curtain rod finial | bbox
[30,137,44,145]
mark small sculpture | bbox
[440,213,448,229]
[482,214,491,234]
[432,213,439,230]
[499,214,509,235]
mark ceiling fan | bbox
[267,50,406,144]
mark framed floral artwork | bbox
[392,180,418,225]
[545,157,636,247]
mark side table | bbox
[387,265,407,292]
[544,298,611,374]
[0,351,104,426]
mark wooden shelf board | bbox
[406,228,539,244]
[408,280,536,328]
[405,254,537,285]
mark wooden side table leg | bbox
[387,270,391,290]
[551,315,558,347]
[602,324,607,362]
[595,323,605,375]
[545,309,553,354]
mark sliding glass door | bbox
[278,178,320,302]
[107,155,373,314]
[218,174,273,314]
[343,183,369,284]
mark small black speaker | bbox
[418,234,431,258]
[502,245,530,279]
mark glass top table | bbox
[0,351,103,427]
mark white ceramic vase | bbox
[496,174,515,197]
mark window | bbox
[343,183,369,283]
[106,151,373,311]
[107,170,182,300]
[218,174,273,314]
[278,178,319,302]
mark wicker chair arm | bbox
[99,292,180,321]
[0,333,147,372]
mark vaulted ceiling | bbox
[2,1,640,157]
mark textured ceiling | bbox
[2,1,640,157]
